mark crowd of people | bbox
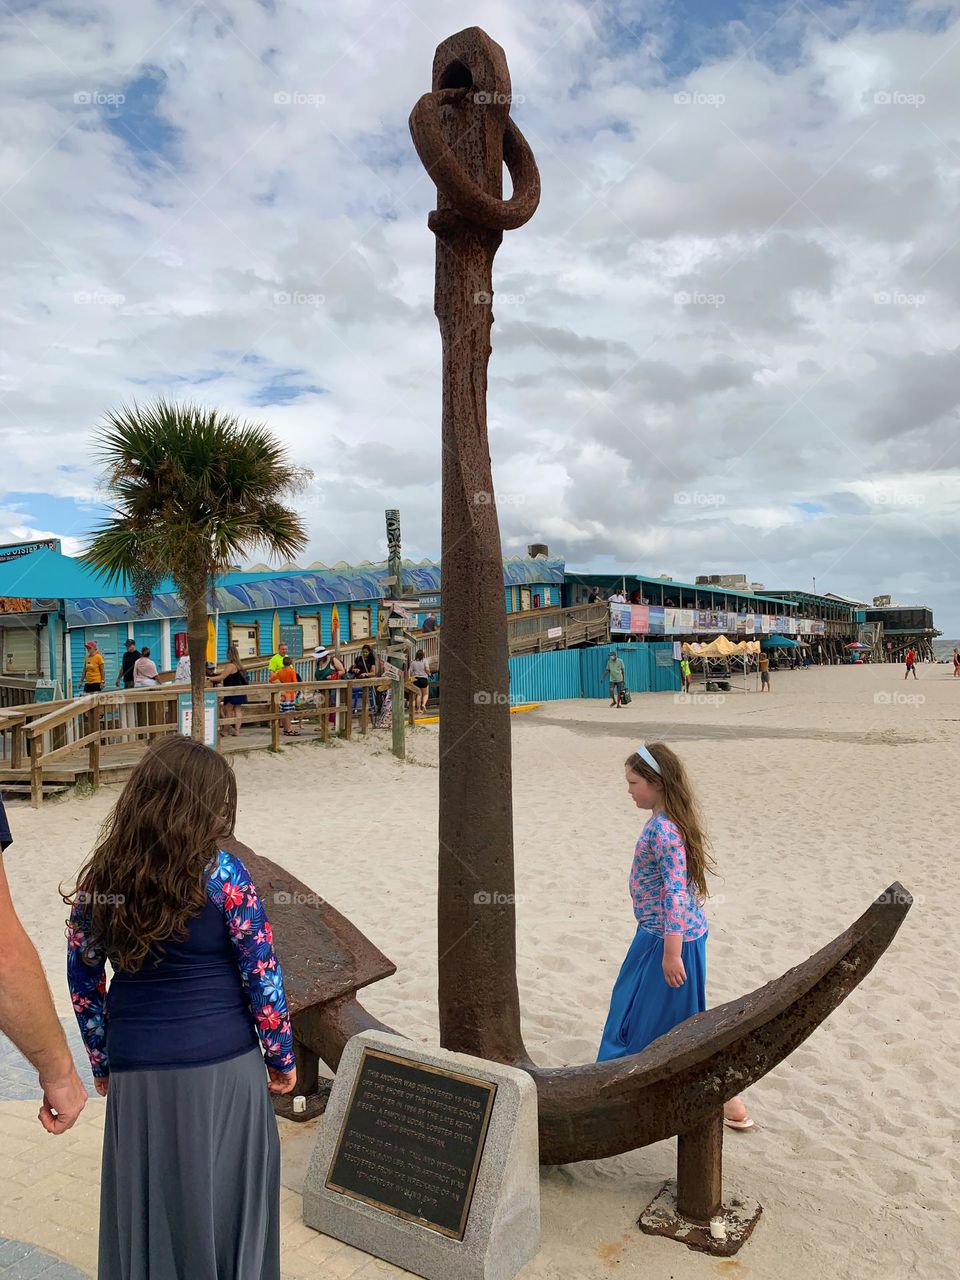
[74,634,438,738]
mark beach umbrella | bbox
[845,641,868,649]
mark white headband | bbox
[635,744,662,776]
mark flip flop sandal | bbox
[724,1117,755,1130]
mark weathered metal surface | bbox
[676,1112,723,1223]
[528,882,911,1163]
[222,837,395,1013]
[306,879,910,1163]
[409,27,540,1063]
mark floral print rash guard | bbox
[67,848,295,1078]
[629,812,708,941]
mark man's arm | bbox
[0,857,87,1132]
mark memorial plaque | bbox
[325,1049,497,1240]
[304,1032,540,1280]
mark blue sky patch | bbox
[250,374,329,406]
[105,67,181,168]
[2,492,111,543]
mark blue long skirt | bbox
[597,926,707,1061]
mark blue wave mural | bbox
[63,557,565,626]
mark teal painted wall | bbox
[506,642,680,702]
[131,619,162,656]
[507,651,582,702]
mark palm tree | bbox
[81,400,312,741]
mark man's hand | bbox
[38,1066,88,1134]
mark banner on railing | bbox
[610,603,631,633]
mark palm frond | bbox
[86,398,312,609]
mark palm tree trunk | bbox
[186,595,209,743]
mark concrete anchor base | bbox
[638,1181,762,1256]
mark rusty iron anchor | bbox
[246,26,912,1254]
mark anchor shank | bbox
[676,1110,723,1223]
[418,29,530,1062]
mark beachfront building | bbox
[0,542,568,699]
[865,599,939,663]
[563,570,842,648]
[768,590,862,663]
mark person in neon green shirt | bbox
[268,642,288,674]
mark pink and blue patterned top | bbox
[630,812,707,941]
[67,848,295,1078]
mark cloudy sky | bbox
[2,0,959,630]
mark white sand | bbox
[5,663,959,1278]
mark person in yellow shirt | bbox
[268,642,288,675]
[82,641,105,692]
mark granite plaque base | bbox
[303,1031,540,1280]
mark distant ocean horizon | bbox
[933,638,958,660]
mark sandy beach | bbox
[4,661,958,1279]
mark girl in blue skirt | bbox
[597,742,752,1130]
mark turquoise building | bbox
[0,545,565,695]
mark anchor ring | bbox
[409,90,541,231]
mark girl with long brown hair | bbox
[597,742,752,1129]
[65,736,296,1279]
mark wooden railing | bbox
[19,676,417,807]
[506,603,609,655]
[0,699,75,768]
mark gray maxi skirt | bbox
[99,1048,280,1280]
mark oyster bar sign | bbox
[0,538,61,564]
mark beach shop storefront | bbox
[8,550,570,695]
[63,569,385,692]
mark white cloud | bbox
[0,0,958,629]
